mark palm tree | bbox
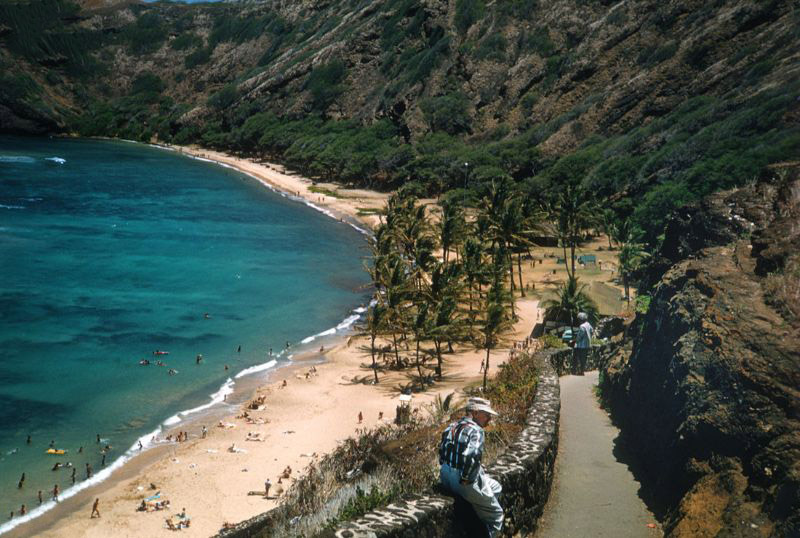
[550,183,597,280]
[617,228,649,304]
[600,209,616,249]
[463,236,488,321]
[439,200,465,264]
[425,261,464,378]
[363,301,386,384]
[610,218,633,250]
[411,302,429,383]
[543,276,598,328]
[376,254,412,367]
[478,275,513,391]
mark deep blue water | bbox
[0,136,369,530]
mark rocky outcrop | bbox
[602,164,800,537]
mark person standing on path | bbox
[573,312,593,375]
[439,397,503,537]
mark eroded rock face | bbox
[603,165,800,537]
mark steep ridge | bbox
[602,163,800,537]
[1,1,798,228]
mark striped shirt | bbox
[439,417,484,483]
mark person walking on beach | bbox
[573,312,593,375]
[90,498,100,518]
[202,426,208,439]
[439,397,503,537]
[358,411,363,424]
[264,478,271,498]
[52,484,60,502]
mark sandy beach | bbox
[6,146,594,538]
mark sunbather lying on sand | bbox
[245,432,265,442]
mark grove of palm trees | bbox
[360,177,640,391]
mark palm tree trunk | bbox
[570,241,577,280]
[416,338,423,381]
[434,339,442,379]
[624,274,630,304]
[483,347,490,391]
[508,248,515,291]
[562,242,572,280]
[517,252,525,297]
[391,332,400,367]
[370,333,379,383]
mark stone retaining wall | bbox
[331,351,561,538]
[547,345,604,376]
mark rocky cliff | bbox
[602,163,800,537]
[1,0,798,240]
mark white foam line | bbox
[234,360,277,379]
[336,314,360,330]
[0,423,165,535]
[161,378,236,425]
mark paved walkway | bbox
[536,371,661,537]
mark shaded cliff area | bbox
[602,163,800,537]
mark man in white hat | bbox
[573,312,593,375]
[439,397,503,537]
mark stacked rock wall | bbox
[331,351,561,538]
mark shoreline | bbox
[2,144,381,537]
[6,145,546,538]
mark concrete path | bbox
[536,371,661,537]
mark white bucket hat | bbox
[466,397,498,416]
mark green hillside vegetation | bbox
[1,0,798,248]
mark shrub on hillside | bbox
[305,60,347,111]
[421,92,472,135]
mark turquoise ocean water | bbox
[0,136,369,531]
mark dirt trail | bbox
[536,371,661,538]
